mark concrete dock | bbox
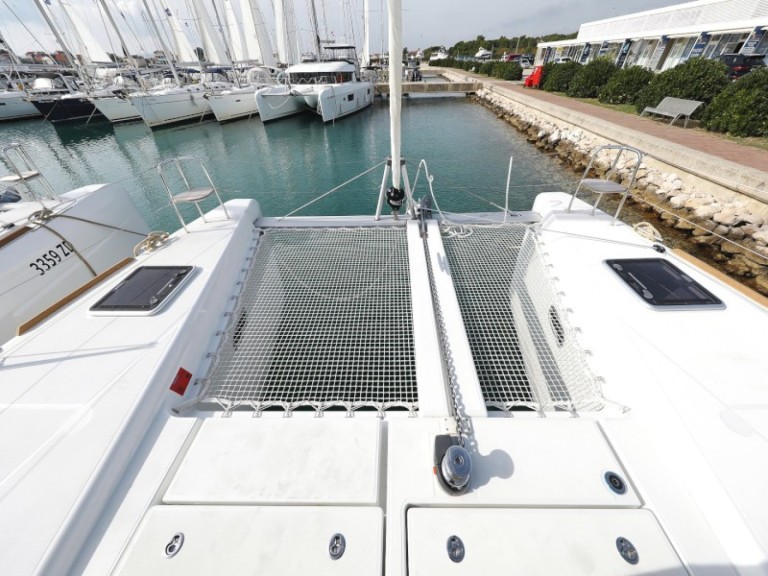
[374,81,482,96]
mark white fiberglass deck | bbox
[4,193,768,575]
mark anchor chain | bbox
[422,226,473,448]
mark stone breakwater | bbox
[470,84,768,296]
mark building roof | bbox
[540,0,768,47]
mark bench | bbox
[640,97,703,128]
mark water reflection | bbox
[0,97,581,230]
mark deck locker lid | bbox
[115,505,383,575]
[406,507,686,575]
[164,418,381,505]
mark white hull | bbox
[207,85,260,122]
[129,86,213,128]
[90,95,141,123]
[316,81,374,122]
[256,81,374,123]
[255,84,307,122]
[0,91,40,120]
[0,183,149,344]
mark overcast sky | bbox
[0,0,685,58]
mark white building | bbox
[536,0,768,70]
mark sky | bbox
[0,0,685,58]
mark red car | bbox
[719,53,766,80]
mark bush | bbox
[598,66,654,104]
[701,68,768,137]
[492,61,523,81]
[478,61,495,76]
[538,61,556,88]
[542,60,581,92]
[566,58,617,98]
[634,57,729,116]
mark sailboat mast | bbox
[97,0,146,88]
[362,0,370,67]
[387,0,402,189]
[141,0,181,86]
[207,0,240,86]
[32,0,91,89]
[309,0,322,59]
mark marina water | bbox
[0,97,579,230]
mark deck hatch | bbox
[605,258,725,309]
[442,224,602,412]
[200,227,417,413]
[89,265,194,315]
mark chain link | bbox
[423,224,473,447]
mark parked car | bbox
[504,54,534,68]
[718,53,766,80]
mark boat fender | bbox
[386,186,405,213]
[0,187,21,203]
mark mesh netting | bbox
[199,227,417,413]
[441,223,603,412]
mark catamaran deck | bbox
[191,216,601,416]
[2,195,768,575]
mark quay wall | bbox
[439,69,768,295]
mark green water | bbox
[0,97,579,230]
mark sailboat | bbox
[1,0,768,573]
[129,1,232,128]
[0,72,42,121]
[0,32,42,121]
[205,0,278,122]
[28,0,130,124]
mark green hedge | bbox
[492,61,523,81]
[598,66,654,104]
[701,68,768,137]
[542,61,582,92]
[432,57,522,81]
[566,58,617,98]
[634,57,729,116]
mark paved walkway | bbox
[488,79,768,173]
[428,66,768,194]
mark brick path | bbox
[482,78,768,173]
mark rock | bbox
[752,228,768,244]
[674,218,697,231]
[693,204,721,220]
[714,225,730,236]
[660,211,677,222]
[742,214,765,227]
[754,274,768,296]
[719,238,745,255]
[692,220,717,234]
[713,209,741,226]
[669,194,690,209]
[729,227,746,241]
[684,194,714,210]
[690,234,719,246]
[723,255,760,277]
